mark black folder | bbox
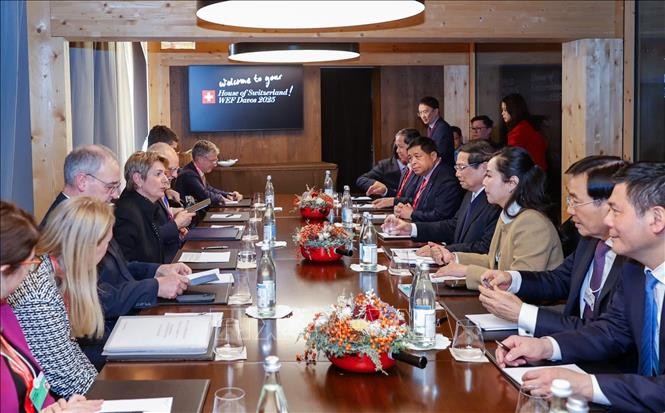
[87,379,209,413]
[185,227,240,241]
[158,283,231,306]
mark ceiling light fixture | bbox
[197,1,425,30]
[228,43,360,63]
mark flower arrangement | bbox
[292,222,352,261]
[293,187,334,215]
[297,291,411,373]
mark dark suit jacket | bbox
[113,189,165,264]
[156,198,182,263]
[429,117,454,168]
[518,237,626,337]
[400,162,463,222]
[394,169,421,206]
[414,190,500,254]
[355,157,403,197]
[551,260,665,412]
[175,161,229,206]
[39,192,69,229]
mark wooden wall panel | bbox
[27,2,72,221]
[378,67,445,159]
[562,39,623,219]
[622,1,635,161]
[50,1,622,42]
[168,66,321,164]
[443,65,470,141]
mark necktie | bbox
[396,169,412,198]
[582,241,611,319]
[427,126,432,138]
[639,270,660,376]
[459,194,478,237]
[412,178,429,209]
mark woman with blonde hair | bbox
[8,197,114,398]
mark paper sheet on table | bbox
[429,275,466,283]
[503,364,586,385]
[371,213,388,220]
[378,232,411,240]
[224,200,239,205]
[98,397,173,413]
[389,248,436,264]
[210,225,245,232]
[211,213,242,219]
[466,314,518,331]
[164,312,224,327]
[179,252,230,263]
[352,196,372,201]
[354,203,375,209]
[208,272,234,284]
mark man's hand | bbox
[381,214,410,235]
[478,285,523,322]
[481,270,513,291]
[42,395,103,413]
[494,336,554,368]
[373,197,394,209]
[522,368,593,399]
[231,191,243,201]
[173,209,195,229]
[430,244,455,265]
[432,262,467,277]
[156,273,189,299]
[395,203,413,220]
[156,262,192,277]
[366,181,388,196]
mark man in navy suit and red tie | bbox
[479,156,629,337]
[495,162,665,412]
[417,96,454,168]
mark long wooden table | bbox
[97,195,520,412]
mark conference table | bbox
[96,195,521,412]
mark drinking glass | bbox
[215,319,245,359]
[213,387,246,413]
[249,207,262,224]
[389,249,411,276]
[238,237,257,265]
[231,272,252,302]
[515,386,550,413]
[253,192,265,209]
[450,319,485,361]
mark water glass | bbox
[515,386,550,413]
[249,207,262,224]
[213,387,246,413]
[389,250,411,276]
[253,192,265,209]
[450,319,485,361]
[215,319,245,359]
[231,272,252,302]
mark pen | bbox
[495,340,510,352]
[202,246,229,250]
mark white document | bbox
[98,397,173,413]
[430,275,466,283]
[179,252,230,263]
[378,232,411,240]
[354,203,375,209]
[164,312,224,327]
[371,213,388,220]
[503,364,586,385]
[211,213,242,219]
[466,314,518,331]
[208,272,235,284]
[390,248,436,264]
[187,268,220,284]
[103,315,212,354]
[352,196,372,201]
[224,200,239,205]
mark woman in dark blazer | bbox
[114,151,172,263]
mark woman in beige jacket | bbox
[433,146,563,289]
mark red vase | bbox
[328,353,396,373]
[300,206,330,220]
[300,246,342,262]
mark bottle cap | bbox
[344,185,350,191]
[264,355,281,372]
[565,395,589,412]
[550,379,573,397]
[267,175,272,180]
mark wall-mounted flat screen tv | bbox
[188,65,303,132]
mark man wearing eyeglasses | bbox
[382,140,499,254]
[479,156,630,339]
[470,115,494,142]
[175,139,242,206]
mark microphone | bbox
[390,351,428,369]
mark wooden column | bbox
[27,1,72,220]
[147,42,171,127]
[443,65,470,141]
[561,38,623,219]
[622,1,635,162]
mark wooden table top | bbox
[97,195,520,412]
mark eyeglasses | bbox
[565,195,596,209]
[454,162,482,171]
[205,156,219,163]
[86,174,121,192]
[471,127,488,131]
[417,110,433,116]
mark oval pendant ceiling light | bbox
[228,43,360,63]
[197,1,425,30]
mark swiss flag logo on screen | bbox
[201,90,216,104]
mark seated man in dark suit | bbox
[390,136,463,222]
[175,139,242,206]
[495,162,665,412]
[381,140,500,254]
[479,156,629,337]
[356,128,419,197]
[41,145,191,368]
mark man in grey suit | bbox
[479,155,628,336]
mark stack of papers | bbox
[389,248,436,264]
[179,251,231,263]
[466,314,517,331]
[503,364,586,385]
[99,397,173,413]
[103,315,213,356]
[378,232,411,240]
